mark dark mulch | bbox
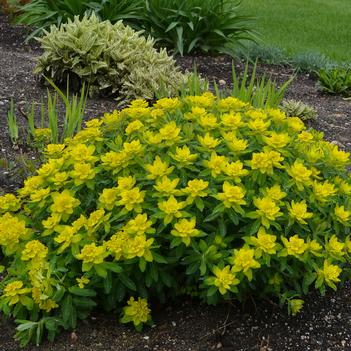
[1,13,351,351]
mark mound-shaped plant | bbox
[1,93,351,345]
[35,14,187,101]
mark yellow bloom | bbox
[328,145,350,167]
[246,110,268,120]
[210,266,240,295]
[99,188,119,210]
[76,243,107,266]
[117,187,145,213]
[0,213,30,251]
[19,176,44,196]
[308,239,322,256]
[247,119,270,132]
[334,177,351,195]
[38,159,64,178]
[145,156,174,180]
[21,240,48,262]
[50,190,80,215]
[69,144,97,163]
[198,133,220,149]
[224,160,249,182]
[221,112,244,129]
[42,213,61,233]
[159,121,180,142]
[318,260,342,290]
[215,181,246,209]
[298,131,314,142]
[70,163,96,186]
[250,151,283,174]
[169,145,197,165]
[203,152,228,177]
[249,227,278,257]
[158,196,186,224]
[45,143,65,156]
[288,200,313,224]
[334,205,351,223]
[117,176,136,191]
[123,140,143,156]
[198,113,217,129]
[121,297,151,329]
[101,150,129,170]
[287,160,312,190]
[182,179,209,203]
[54,225,81,253]
[105,231,129,260]
[326,235,345,257]
[171,218,200,246]
[263,184,286,202]
[154,97,181,111]
[289,299,304,316]
[287,117,305,132]
[226,137,248,153]
[30,187,51,203]
[231,247,260,280]
[123,214,155,236]
[267,108,286,122]
[144,131,163,145]
[3,281,31,306]
[125,120,144,135]
[253,197,282,228]
[281,235,308,257]
[312,180,336,203]
[217,96,247,111]
[154,176,180,195]
[124,235,154,261]
[264,132,291,149]
[185,92,214,108]
[52,172,69,186]
[0,193,20,212]
[85,118,103,128]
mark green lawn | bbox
[242,0,351,63]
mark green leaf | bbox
[119,274,137,291]
[68,287,97,297]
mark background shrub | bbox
[140,0,256,56]
[280,99,317,121]
[35,14,187,101]
[15,0,256,55]
[0,93,350,345]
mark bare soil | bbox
[1,13,351,351]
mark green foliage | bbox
[290,52,333,73]
[6,99,19,145]
[215,61,292,108]
[280,99,317,121]
[317,68,351,96]
[141,0,256,56]
[5,79,87,149]
[16,0,144,40]
[35,14,187,101]
[1,93,351,345]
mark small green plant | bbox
[1,93,350,346]
[317,68,351,96]
[35,14,187,101]
[7,79,87,149]
[280,99,317,121]
[141,0,256,56]
[214,61,293,108]
[291,52,332,74]
[6,99,19,146]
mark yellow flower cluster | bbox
[0,92,350,334]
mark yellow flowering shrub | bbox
[0,93,351,345]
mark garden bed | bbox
[1,13,351,351]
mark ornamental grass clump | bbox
[34,14,187,101]
[0,93,351,345]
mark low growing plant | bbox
[214,61,293,108]
[318,68,351,96]
[0,93,350,346]
[280,99,317,121]
[35,14,187,101]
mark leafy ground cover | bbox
[242,0,351,63]
[1,13,351,351]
